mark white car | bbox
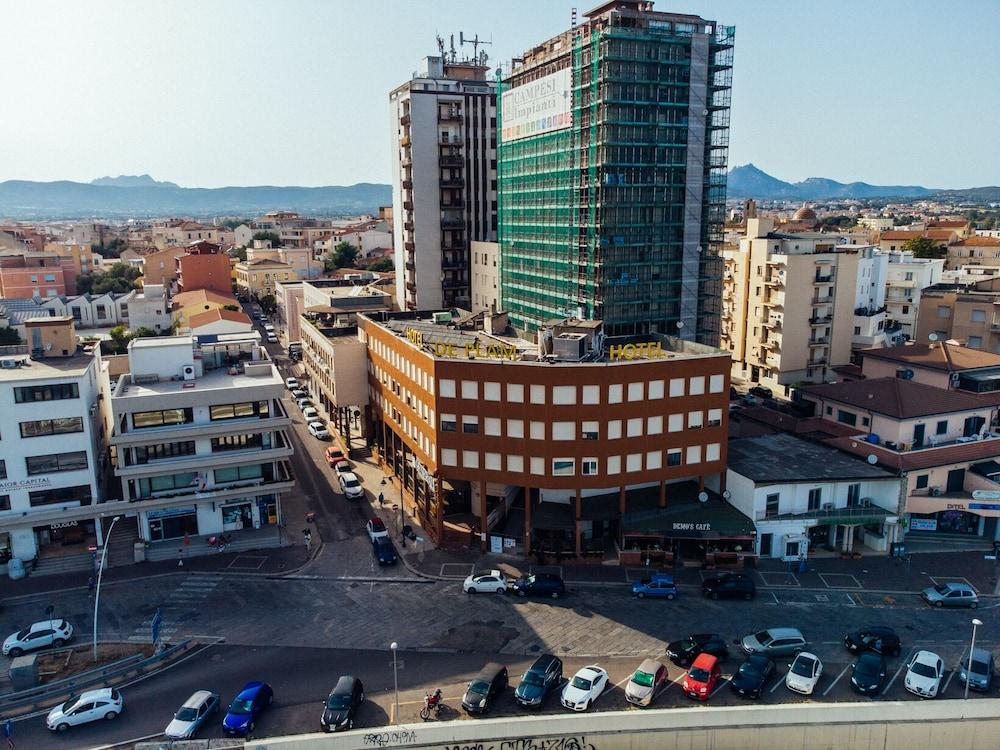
[307,422,330,439]
[3,619,74,657]
[296,397,312,411]
[47,688,123,731]
[785,652,823,695]
[285,377,299,390]
[366,517,389,542]
[266,334,278,343]
[164,690,219,739]
[463,570,508,594]
[334,460,353,476]
[339,471,364,499]
[302,407,319,421]
[291,389,307,400]
[560,665,608,711]
[905,650,944,698]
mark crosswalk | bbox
[127,574,223,643]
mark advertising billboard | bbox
[501,67,572,142]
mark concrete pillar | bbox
[434,476,444,545]
[698,474,705,491]
[524,486,532,556]
[828,524,837,548]
[718,471,727,495]
[847,526,855,553]
[479,480,488,552]
[619,486,626,514]
[575,492,582,557]
[659,480,667,508]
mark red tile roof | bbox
[826,434,1000,471]
[188,308,251,328]
[859,341,1000,372]
[953,237,1000,247]
[800,377,989,418]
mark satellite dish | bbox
[698,491,709,503]
[866,454,878,465]
[928,333,939,342]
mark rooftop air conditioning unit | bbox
[182,364,196,381]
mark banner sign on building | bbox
[501,68,572,142]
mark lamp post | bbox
[390,641,400,724]
[93,515,121,662]
[965,618,984,699]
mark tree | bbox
[367,257,394,272]
[259,294,277,315]
[252,231,281,247]
[106,325,132,355]
[132,327,159,338]
[91,238,125,258]
[76,263,142,295]
[0,327,21,345]
[902,235,944,259]
[221,218,250,229]
[232,246,248,262]
[326,241,359,272]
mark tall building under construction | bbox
[498,1,733,341]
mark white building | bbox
[850,246,889,350]
[885,251,945,341]
[126,284,172,332]
[470,241,499,313]
[724,433,901,559]
[390,54,497,311]
[42,291,135,329]
[109,334,294,554]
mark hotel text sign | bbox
[405,328,518,361]
[608,341,668,361]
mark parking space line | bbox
[769,671,787,694]
[818,573,862,589]
[710,677,731,698]
[883,648,916,695]
[768,591,779,605]
[942,646,966,694]
[614,674,633,688]
[822,664,852,696]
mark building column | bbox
[574,491,582,557]
[479,480,488,553]
[619,486,626,515]
[828,524,837,549]
[698,474,705,491]
[718,471,727,495]
[659,480,667,508]
[434,475,444,545]
[846,526,856,553]
[524,486,533,556]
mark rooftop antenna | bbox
[449,34,456,63]
[571,7,577,28]
[436,34,446,59]
[459,32,492,65]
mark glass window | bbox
[462,416,479,434]
[969,336,983,349]
[209,402,266,421]
[581,458,598,476]
[707,409,722,427]
[134,441,197,463]
[765,493,780,517]
[211,433,269,452]
[440,414,457,432]
[837,410,857,426]
[808,488,822,510]
[506,383,523,402]
[915,474,929,489]
[132,408,193,428]
[506,419,523,438]
[214,464,263,483]
[935,420,948,435]
[14,383,79,403]
[971,309,986,323]
[461,381,478,400]
[26,451,88,475]
[29,485,91,506]
[581,421,599,440]
[530,384,545,404]
[19,417,84,438]
[439,379,456,398]
[608,384,623,404]
[0,460,5,479]
[552,459,575,476]
[667,449,682,466]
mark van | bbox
[461,662,508,715]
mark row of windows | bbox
[133,408,193,429]
[14,383,79,403]
[29,484,92,507]
[25,451,88,476]
[19,417,84,438]
[209,401,270,421]
[369,338,433,394]
[440,444,722,475]
[440,411,723,438]
[212,433,272,452]
[132,441,196,464]
[437,375,726,403]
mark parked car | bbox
[624,658,668,707]
[730,655,775,699]
[921,582,979,608]
[320,675,364,732]
[366,517,388,542]
[372,537,398,566]
[223,681,273,736]
[682,653,722,701]
[850,653,887,697]
[296,398,312,411]
[844,626,901,657]
[702,572,756,600]
[290,388,307,400]
[3,619,74,657]
[560,665,608,711]
[325,446,346,466]
[285,377,299,390]
[958,647,995,693]
[666,633,729,667]
[338,471,364,499]
[632,573,677,600]
[46,688,123,732]
[307,422,330,440]
[514,654,563,708]
[302,406,319,421]
[164,690,219,740]
[749,385,773,399]
[741,628,807,658]
[785,652,823,695]
[266,334,278,344]
[334,460,352,476]
[463,570,508,594]
[461,663,507,715]
[510,573,565,599]
[904,650,944,698]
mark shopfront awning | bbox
[623,497,756,540]
[907,492,1000,518]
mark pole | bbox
[92,515,121,662]
[390,642,399,724]
[966,618,983,699]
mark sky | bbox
[3,0,999,190]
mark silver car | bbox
[921,582,978,609]
[741,627,807,657]
[624,658,668,707]
[958,648,994,692]
[164,690,219,739]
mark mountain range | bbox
[726,164,938,200]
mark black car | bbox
[844,626,901,657]
[749,385,773,399]
[666,633,729,667]
[850,653,887,697]
[729,654,774,699]
[320,675,364,732]
[514,654,563,708]
[461,663,508,715]
[702,573,756,601]
[510,573,565,600]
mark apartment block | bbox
[884,251,944,341]
[470,240,499,313]
[916,278,1000,352]
[0,252,67,299]
[946,236,1000,270]
[235,259,296,299]
[177,241,233,294]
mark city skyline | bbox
[3,0,999,189]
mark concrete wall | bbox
[244,700,1000,750]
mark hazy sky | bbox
[3,0,998,189]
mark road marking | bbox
[883,648,916,695]
[768,592,779,605]
[614,673,634,688]
[845,593,859,606]
[769,671,787,694]
[942,646,965,694]
[710,676,731,698]
[819,573,862,589]
[822,664,852,696]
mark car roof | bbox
[476,662,506,680]
[763,627,803,639]
[691,653,718,669]
[369,517,386,527]
[474,569,501,578]
[578,666,604,678]
[970,647,993,660]
[857,652,883,665]
[793,652,819,662]
[913,650,941,663]
[332,675,356,693]
[647,573,674,582]
[341,471,359,481]
[943,582,975,592]
[182,690,216,707]
[637,658,664,673]
[529,654,558,670]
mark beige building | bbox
[235,258,296,299]
[722,218,888,395]
[946,236,1000,270]
[878,229,958,255]
[470,241,499,313]
[140,246,188,288]
[916,277,1000,351]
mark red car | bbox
[682,653,721,701]
[324,446,345,466]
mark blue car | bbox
[632,573,678,600]
[222,681,273,736]
[372,537,398,565]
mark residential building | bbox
[44,291,135,329]
[941,264,1000,286]
[151,220,234,249]
[470,240,499,313]
[247,242,318,280]
[275,280,305,342]
[171,288,239,329]
[857,216,895,232]
[946,236,1000,270]
[249,212,334,249]
[187,308,253,336]
[497,2,733,339]
[389,51,498,311]
[927,218,971,238]
[44,242,98,295]
[856,341,1000,392]
[327,219,393,259]
[176,241,233,295]
[235,258,296,299]
[140,246,188,288]
[109,334,294,552]
[0,252,67,299]
[300,278,392,328]
[0,319,105,569]
[722,218,886,394]
[725,433,900,558]
[916,278,1000,351]
[357,310,737,559]
[877,229,958,255]
[127,284,172,333]
[884,251,944,340]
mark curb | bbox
[275,574,434,584]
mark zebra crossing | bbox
[126,573,223,643]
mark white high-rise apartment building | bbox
[389,53,497,311]
[885,251,944,341]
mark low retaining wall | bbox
[245,699,1000,750]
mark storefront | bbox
[906,493,1000,541]
[33,520,96,557]
[147,507,199,541]
[221,502,254,531]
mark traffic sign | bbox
[151,608,162,645]
[3,720,11,738]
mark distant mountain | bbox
[934,186,1000,203]
[90,174,179,188]
[0,178,391,219]
[727,164,936,200]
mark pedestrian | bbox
[378,492,385,507]
[87,576,95,595]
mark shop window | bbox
[19,417,84,438]
[582,458,598,476]
[552,458,575,476]
[26,451,88,475]
[667,449,682,466]
[915,474,929,489]
[765,493,780,517]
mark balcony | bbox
[767,319,782,331]
[402,180,412,190]
[764,338,780,351]
[809,315,832,325]
[442,278,467,290]
[441,217,465,229]
[440,179,465,188]
[438,110,462,121]
[808,357,828,367]
[811,297,833,306]
[403,221,414,232]
[814,273,835,284]
[405,261,416,273]
[808,337,829,346]
[765,353,781,368]
[400,113,410,126]
[404,241,414,252]
[763,295,784,308]
[403,201,413,211]
[764,274,785,287]
[400,135,410,147]
[439,155,464,167]
[441,260,466,271]
[441,241,465,251]
[855,305,887,317]
[406,281,416,293]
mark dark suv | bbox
[461,663,508,715]
[702,573,756,600]
[666,633,729,667]
[514,654,563,708]
[844,626,901,657]
[510,573,565,600]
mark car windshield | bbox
[933,585,950,595]
[521,672,544,687]
[344,479,360,488]
[60,695,81,712]
[571,676,593,691]
[969,659,990,674]
[468,680,490,695]
[753,631,773,646]
[688,667,710,682]
[791,657,816,677]
[524,575,536,585]
[229,698,253,714]
[326,694,352,709]
[639,577,654,586]
[910,662,937,679]
[15,628,31,639]
[738,662,758,676]
[631,670,654,687]
[175,707,199,721]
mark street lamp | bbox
[93,515,121,662]
[965,618,984,699]
[390,641,400,724]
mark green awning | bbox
[623,499,756,539]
